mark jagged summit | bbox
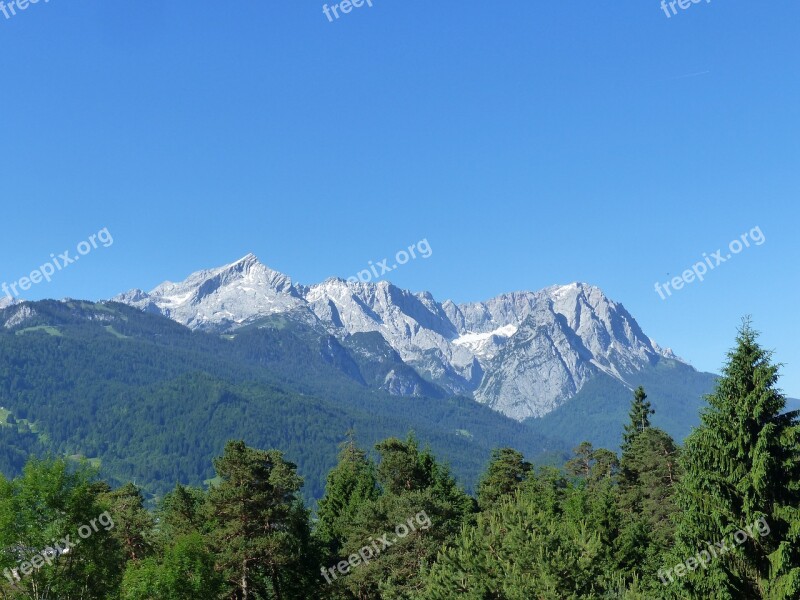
[112,255,682,421]
[113,254,303,329]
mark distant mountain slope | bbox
[0,300,564,500]
[525,360,718,450]
[114,254,686,421]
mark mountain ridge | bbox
[113,254,686,421]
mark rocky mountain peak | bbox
[112,255,682,421]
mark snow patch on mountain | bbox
[453,324,518,360]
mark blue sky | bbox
[1,1,798,396]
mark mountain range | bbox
[0,254,719,500]
[114,254,689,421]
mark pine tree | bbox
[374,434,434,495]
[206,440,319,600]
[476,448,532,511]
[616,427,681,587]
[565,442,595,479]
[669,320,800,599]
[565,442,619,488]
[157,484,207,543]
[622,386,654,453]
[316,432,379,555]
[101,483,155,563]
[421,467,614,599]
[332,435,473,599]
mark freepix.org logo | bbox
[2,228,114,302]
[654,227,765,300]
[3,512,115,587]
[660,0,711,19]
[1,0,51,22]
[346,239,432,284]
[322,0,373,23]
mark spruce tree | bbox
[616,427,681,587]
[622,386,654,453]
[670,320,800,599]
[316,432,379,554]
[421,467,614,599]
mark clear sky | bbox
[1,1,798,396]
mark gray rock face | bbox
[114,254,313,330]
[112,255,678,421]
[1,304,36,329]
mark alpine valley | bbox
[0,254,716,500]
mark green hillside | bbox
[525,359,718,450]
[0,300,563,501]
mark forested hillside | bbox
[0,300,565,500]
[1,322,797,599]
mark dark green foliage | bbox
[476,448,532,511]
[421,466,617,599]
[121,533,223,600]
[1,310,798,599]
[670,321,800,599]
[0,300,563,502]
[319,434,475,599]
[616,427,681,587]
[102,483,155,563]
[565,441,619,488]
[315,433,379,554]
[622,386,655,452]
[206,441,320,599]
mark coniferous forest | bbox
[1,322,798,599]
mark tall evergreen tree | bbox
[476,448,532,511]
[315,432,379,555]
[101,483,155,563]
[670,321,800,599]
[622,386,655,452]
[421,467,615,599]
[616,427,681,588]
[565,442,595,479]
[156,484,207,543]
[206,440,319,600]
[120,533,223,600]
[330,435,473,600]
[565,442,619,488]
